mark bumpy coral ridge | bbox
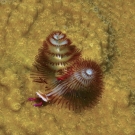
[0,0,135,135]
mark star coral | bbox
[0,0,135,135]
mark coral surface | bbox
[0,0,135,135]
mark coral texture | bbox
[0,0,135,135]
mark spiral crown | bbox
[49,32,68,46]
[44,59,103,111]
[36,31,81,72]
[74,68,95,88]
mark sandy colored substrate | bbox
[0,0,135,135]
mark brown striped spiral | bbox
[31,31,81,83]
[35,59,103,111]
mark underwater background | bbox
[0,0,135,135]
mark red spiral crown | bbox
[31,31,81,83]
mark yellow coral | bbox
[0,0,135,135]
